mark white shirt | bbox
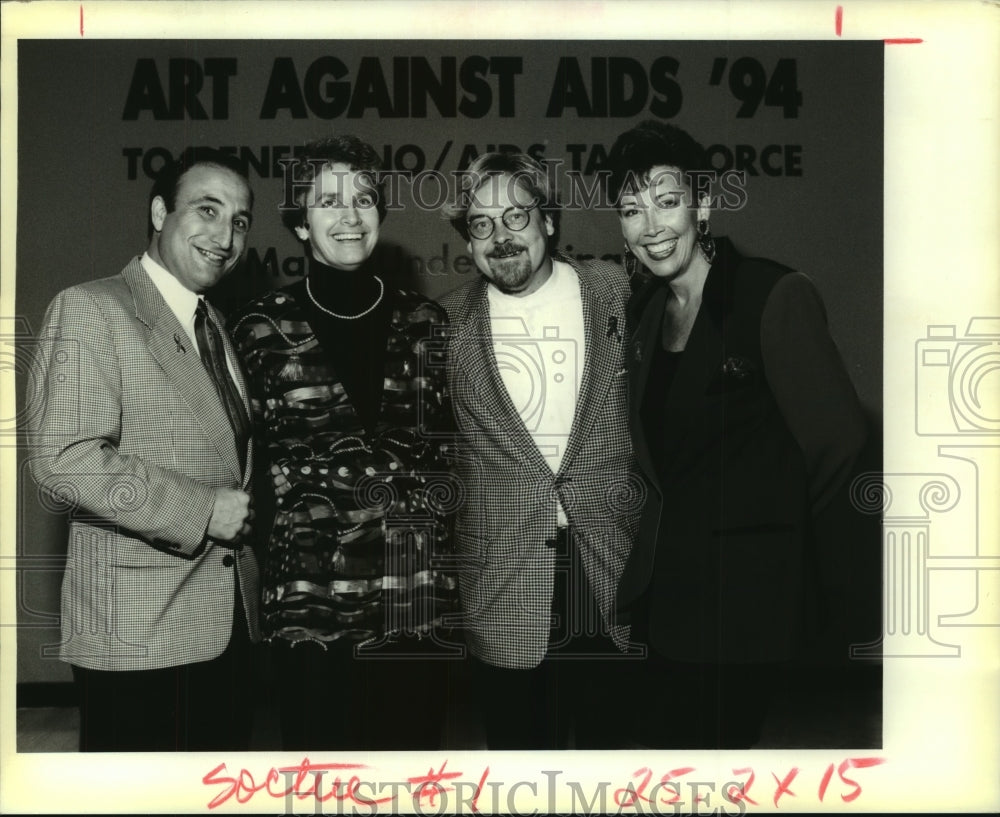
[487,260,586,525]
[141,252,243,390]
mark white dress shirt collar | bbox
[141,252,202,347]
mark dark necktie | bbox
[194,298,250,473]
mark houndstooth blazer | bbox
[27,257,260,671]
[439,255,640,669]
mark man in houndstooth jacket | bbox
[27,148,260,751]
[440,152,641,749]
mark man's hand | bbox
[207,488,253,542]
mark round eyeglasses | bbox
[466,202,539,240]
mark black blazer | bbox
[616,238,867,663]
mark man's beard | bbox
[486,252,534,294]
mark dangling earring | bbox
[624,243,639,281]
[697,219,716,263]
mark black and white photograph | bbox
[1,2,996,814]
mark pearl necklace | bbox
[306,275,384,320]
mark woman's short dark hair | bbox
[279,134,387,234]
[443,151,561,249]
[606,120,709,206]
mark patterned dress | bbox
[229,282,459,647]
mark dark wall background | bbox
[15,39,883,683]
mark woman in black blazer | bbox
[608,121,867,748]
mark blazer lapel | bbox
[124,259,243,484]
[656,245,735,458]
[451,279,551,472]
[558,263,624,473]
[627,279,670,486]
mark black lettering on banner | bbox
[243,248,306,279]
[547,56,682,118]
[706,143,804,177]
[566,143,587,171]
[765,58,803,117]
[592,57,609,116]
[282,256,306,277]
[303,56,351,118]
[123,146,175,179]
[546,57,592,117]
[241,145,275,179]
[490,57,522,116]
[259,55,521,120]
[585,143,610,175]
[564,143,612,175]
[348,57,393,118]
[412,56,455,118]
[393,56,411,116]
[394,144,425,173]
[649,56,683,117]
[458,56,491,118]
[142,147,172,178]
[609,58,648,117]
[123,145,310,180]
[123,58,167,119]
[709,57,802,118]
[729,57,769,117]
[123,147,142,180]
[203,59,237,119]
[169,59,207,119]
[122,58,236,120]
[245,244,479,281]
[246,246,280,279]
[456,142,480,168]
[260,57,309,118]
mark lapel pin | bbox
[607,316,622,341]
[174,333,186,354]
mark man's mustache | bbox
[487,241,526,259]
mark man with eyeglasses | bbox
[439,152,640,749]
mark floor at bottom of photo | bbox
[17,659,881,752]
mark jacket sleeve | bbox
[760,272,868,515]
[27,286,217,556]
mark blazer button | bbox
[222,554,235,567]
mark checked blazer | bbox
[27,257,260,671]
[439,255,640,669]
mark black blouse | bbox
[297,257,393,433]
[640,340,683,478]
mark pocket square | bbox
[706,355,757,395]
[721,355,754,380]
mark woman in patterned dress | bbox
[230,135,460,750]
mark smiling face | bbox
[618,165,709,283]
[295,162,380,271]
[148,163,252,294]
[466,173,554,297]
